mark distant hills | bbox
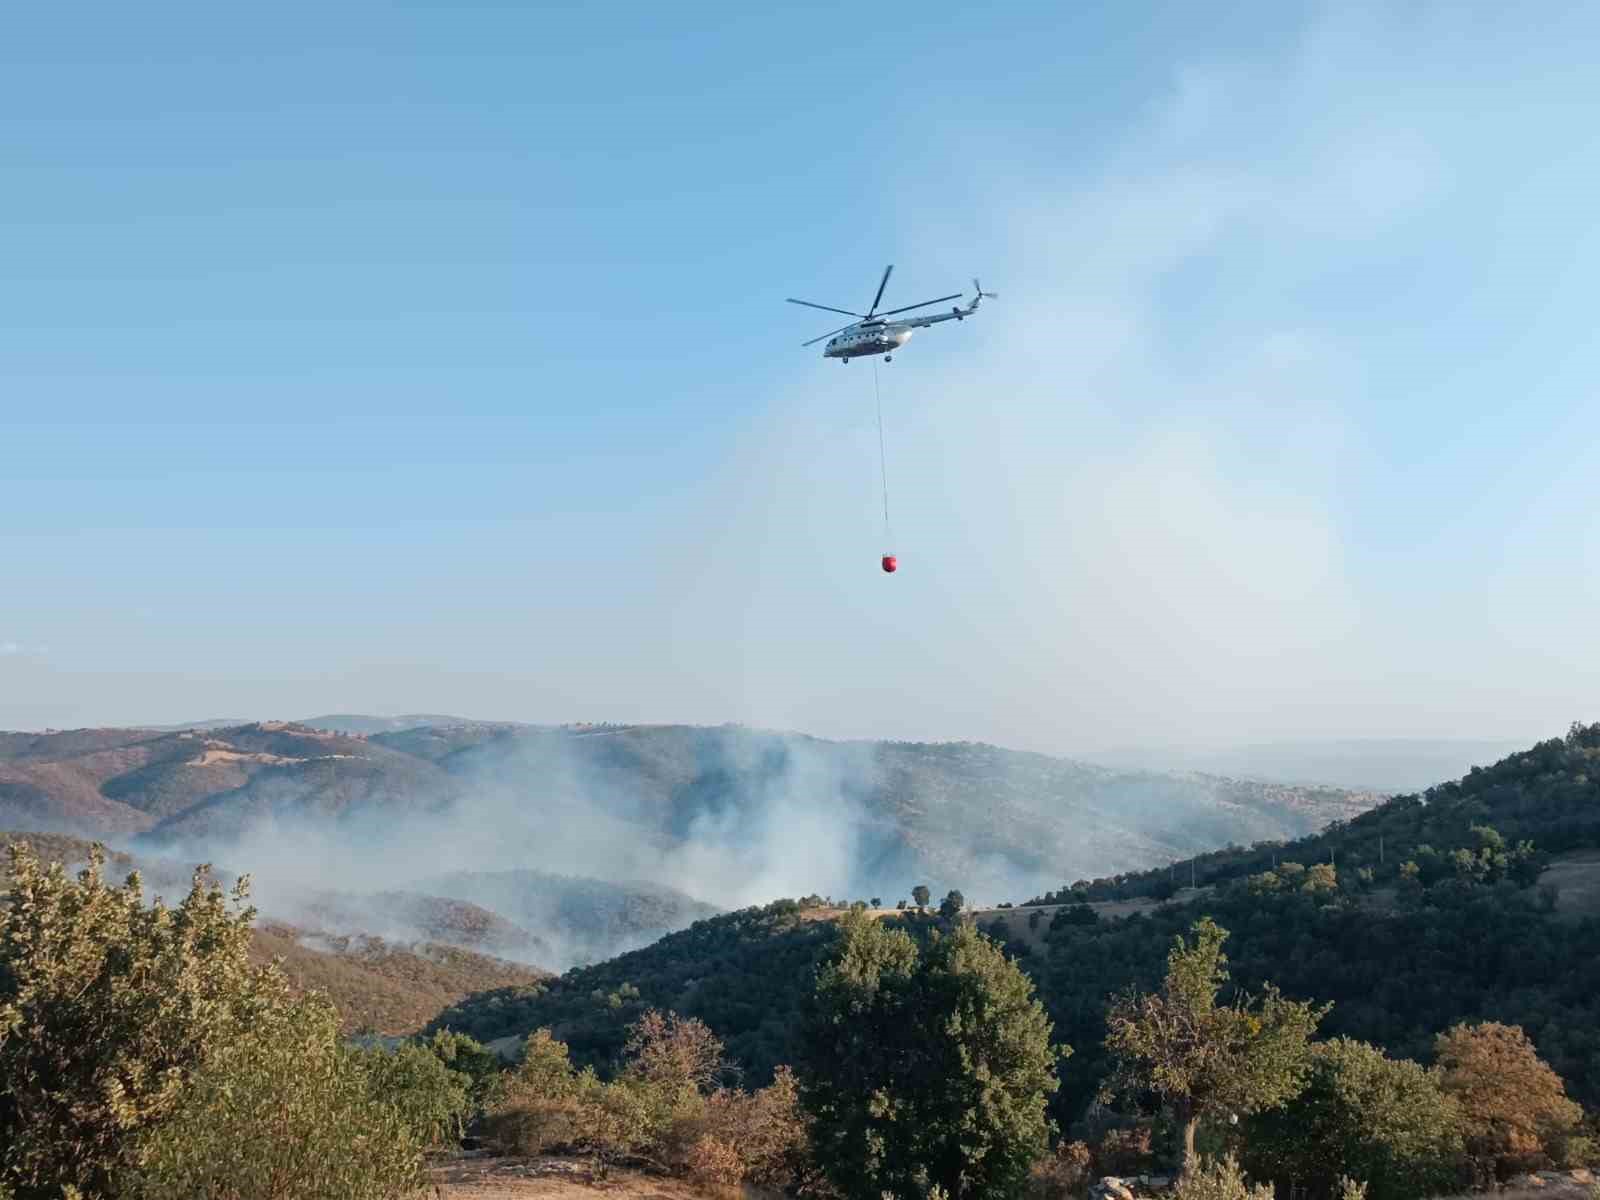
[0,719,1385,907]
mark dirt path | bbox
[431,1155,715,1200]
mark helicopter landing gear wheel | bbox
[884,355,892,363]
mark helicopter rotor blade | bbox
[874,292,964,318]
[866,264,894,316]
[787,298,864,318]
[803,321,859,347]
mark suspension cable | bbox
[874,360,891,541]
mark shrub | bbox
[682,1135,744,1185]
[352,1040,472,1149]
[131,994,425,1200]
[1,843,439,1200]
[663,1066,807,1187]
[1557,1134,1597,1169]
[480,1029,594,1156]
[1092,1124,1154,1177]
[420,1029,504,1110]
[1242,1037,1464,1200]
[0,845,295,1198]
[483,1015,806,1183]
[1026,1141,1092,1200]
[1171,1154,1274,1200]
[622,1008,728,1097]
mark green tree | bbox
[913,884,931,910]
[1103,918,1327,1172]
[132,994,426,1200]
[0,842,428,1200]
[939,889,966,919]
[0,845,279,1197]
[1242,1037,1464,1200]
[420,1029,504,1110]
[799,910,1065,1200]
[351,1039,472,1149]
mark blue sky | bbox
[4,1,1598,752]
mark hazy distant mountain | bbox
[0,719,1385,908]
[365,723,1384,902]
[1080,737,1527,793]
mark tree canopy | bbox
[1103,918,1328,1169]
[1241,1036,1465,1200]
[800,910,1066,1200]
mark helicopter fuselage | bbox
[824,323,914,359]
[822,295,985,360]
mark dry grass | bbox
[250,922,544,1036]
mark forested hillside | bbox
[430,724,1600,1133]
[1026,720,1600,904]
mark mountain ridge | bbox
[0,719,1386,907]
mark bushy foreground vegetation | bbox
[481,1015,807,1187]
[0,844,471,1200]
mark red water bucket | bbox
[881,554,898,573]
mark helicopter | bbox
[787,264,996,362]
